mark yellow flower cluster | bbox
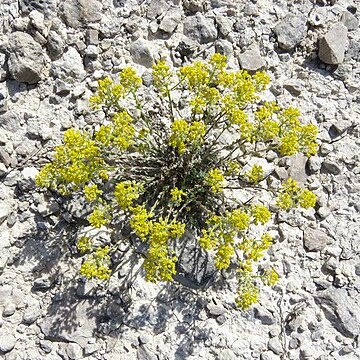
[245,164,264,184]
[88,206,111,228]
[95,111,135,151]
[276,178,317,210]
[170,187,186,203]
[168,119,206,154]
[236,282,260,311]
[130,205,153,240]
[152,60,171,93]
[262,268,279,286]
[77,236,93,254]
[114,181,142,210]
[35,129,104,194]
[80,246,112,280]
[90,67,142,108]
[84,184,102,202]
[250,204,272,225]
[205,168,226,193]
[143,218,185,282]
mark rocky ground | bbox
[0,0,360,359]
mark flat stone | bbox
[51,47,86,81]
[146,0,169,20]
[207,303,226,316]
[254,306,276,325]
[19,0,58,19]
[47,30,65,60]
[60,0,102,28]
[66,342,83,360]
[137,345,157,360]
[274,15,307,50]
[0,333,16,353]
[39,297,101,347]
[7,31,46,84]
[159,7,182,34]
[268,337,283,355]
[238,46,266,72]
[130,39,154,68]
[287,153,308,184]
[0,201,11,225]
[315,287,360,338]
[303,228,329,252]
[183,13,217,44]
[340,11,359,31]
[319,23,348,65]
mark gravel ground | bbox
[0,0,359,359]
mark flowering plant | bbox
[36,54,318,309]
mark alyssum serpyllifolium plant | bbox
[36,54,318,310]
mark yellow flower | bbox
[205,168,226,193]
[170,187,186,203]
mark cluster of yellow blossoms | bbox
[36,53,319,311]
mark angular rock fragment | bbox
[274,15,307,50]
[238,46,266,72]
[0,333,16,353]
[19,0,58,19]
[159,7,182,34]
[7,31,46,84]
[318,23,348,65]
[130,39,154,68]
[60,0,102,28]
[340,11,359,31]
[51,47,86,81]
[183,14,217,44]
[303,228,329,252]
[315,287,360,337]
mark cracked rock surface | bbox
[0,0,359,359]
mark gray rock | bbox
[183,14,217,44]
[183,0,205,13]
[0,334,16,353]
[321,161,341,175]
[308,7,328,26]
[40,297,100,347]
[3,302,16,316]
[254,306,276,325]
[19,0,58,19]
[33,276,53,290]
[0,202,11,225]
[274,15,307,50]
[216,15,233,37]
[83,343,99,355]
[51,47,86,81]
[267,337,283,355]
[23,304,41,324]
[137,345,157,360]
[146,0,169,20]
[86,29,99,45]
[207,303,226,316]
[340,11,359,31]
[315,287,360,337]
[29,10,45,32]
[287,153,308,184]
[60,0,102,28]
[307,156,322,174]
[159,7,182,34]
[47,30,65,60]
[66,343,83,360]
[7,31,46,84]
[130,39,154,68]
[283,80,303,97]
[238,46,266,72]
[303,228,329,252]
[215,39,233,57]
[319,23,348,65]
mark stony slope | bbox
[0,0,359,359]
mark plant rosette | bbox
[36,54,318,310]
